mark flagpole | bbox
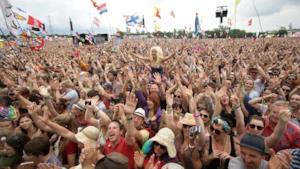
[251,0,263,32]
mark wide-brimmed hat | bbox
[150,127,176,158]
[75,126,99,148]
[134,108,146,120]
[72,100,86,111]
[180,113,196,126]
[161,163,184,169]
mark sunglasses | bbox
[210,126,223,135]
[154,142,166,149]
[174,95,181,99]
[249,124,264,130]
[200,113,209,118]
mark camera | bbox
[85,101,91,105]
[189,126,201,137]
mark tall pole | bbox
[47,16,53,35]
[251,0,263,32]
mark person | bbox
[16,113,42,139]
[0,133,30,169]
[262,101,300,152]
[135,127,177,169]
[228,133,268,169]
[23,136,62,166]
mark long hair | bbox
[148,93,161,113]
[17,113,37,134]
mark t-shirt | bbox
[103,137,134,169]
[63,89,79,112]
[262,121,300,152]
[228,156,268,169]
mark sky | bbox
[1,0,300,34]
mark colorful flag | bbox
[98,3,108,15]
[93,17,100,27]
[170,10,175,18]
[195,13,200,34]
[27,15,43,28]
[0,0,21,37]
[154,6,161,19]
[13,12,26,21]
[91,0,108,15]
[234,0,241,22]
[124,15,143,27]
[248,18,252,26]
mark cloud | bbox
[239,0,300,17]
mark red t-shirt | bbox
[262,120,300,152]
[103,137,134,169]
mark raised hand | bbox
[153,73,162,85]
[124,92,138,115]
[166,93,174,107]
[134,151,145,168]
[278,107,291,123]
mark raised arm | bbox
[41,108,77,143]
[265,108,290,148]
[123,92,138,146]
[130,52,150,61]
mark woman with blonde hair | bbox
[131,46,175,75]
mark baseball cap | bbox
[240,133,267,155]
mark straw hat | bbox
[181,113,196,126]
[72,100,86,111]
[75,126,99,148]
[161,163,184,169]
[150,127,176,158]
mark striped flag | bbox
[97,3,108,15]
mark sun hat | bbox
[181,113,196,126]
[149,127,176,158]
[134,108,146,120]
[161,163,184,169]
[240,133,267,155]
[72,100,86,111]
[75,126,99,148]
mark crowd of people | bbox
[0,37,300,169]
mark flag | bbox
[195,13,200,34]
[27,15,43,28]
[170,10,175,18]
[248,18,252,26]
[124,15,143,27]
[91,0,108,15]
[234,0,241,24]
[93,17,100,27]
[0,0,21,37]
[154,6,161,19]
[97,3,108,15]
[69,18,73,32]
[13,12,26,21]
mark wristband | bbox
[126,116,133,121]
[193,112,200,118]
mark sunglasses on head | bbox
[154,142,166,149]
[174,95,181,98]
[249,124,264,130]
[210,126,223,135]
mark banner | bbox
[0,0,21,37]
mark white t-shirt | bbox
[228,156,268,169]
